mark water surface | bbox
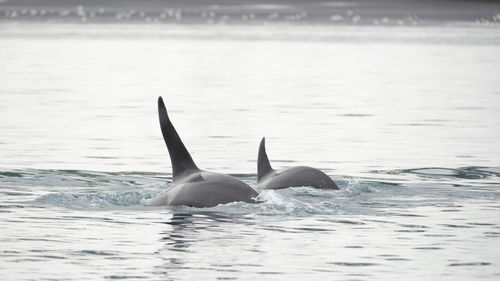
[1,17,500,281]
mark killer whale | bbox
[146,97,259,207]
[256,137,339,190]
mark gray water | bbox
[1,17,500,281]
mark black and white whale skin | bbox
[146,97,259,208]
[256,138,339,190]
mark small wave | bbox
[340,178,379,196]
[402,166,496,180]
[36,189,158,210]
[330,262,379,267]
[448,262,491,267]
[256,189,343,214]
[372,166,500,181]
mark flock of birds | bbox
[3,6,499,26]
[0,5,428,26]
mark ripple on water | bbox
[448,262,491,267]
[330,262,379,267]
[402,167,496,180]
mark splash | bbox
[33,179,378,214]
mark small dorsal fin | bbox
[257,137,274,181]
[158,97,199,179]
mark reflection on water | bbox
[160,212,256,251]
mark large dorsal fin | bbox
[257,137,274,181]
[158,97,199,179]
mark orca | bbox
[146,97,259,207]
[256,137,339,190]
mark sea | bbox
[1,1,500,280]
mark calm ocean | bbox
[1,1,500,280]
